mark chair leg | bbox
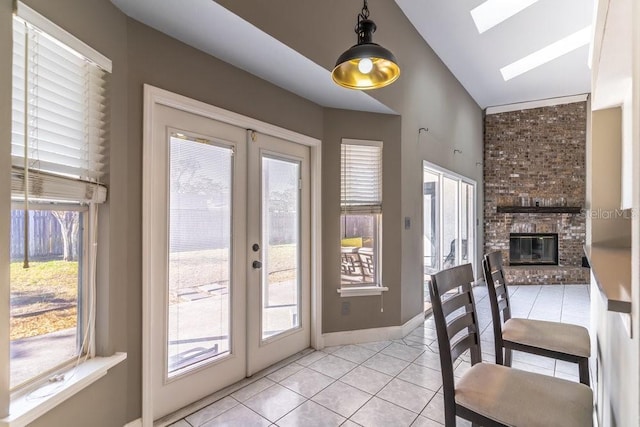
[495,345,504,365]
[578,358,590,386]
[504,348,512,367]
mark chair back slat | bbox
[446,311,477,341]
[433,262,474,295]
[451,334,477,362]
[429,263,482,420]
[441,291,473,318]
[495,281,507,298]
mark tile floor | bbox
[169,284,590,427]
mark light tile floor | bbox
[170,284,590,427]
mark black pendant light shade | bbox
[332,1,400,90]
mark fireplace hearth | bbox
[509,233,559,266]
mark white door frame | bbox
[141,85,322,426]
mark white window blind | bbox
[341,139,382,214]
[11,5,110,203]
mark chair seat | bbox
[456,363,593,427]
[503,318,591,358]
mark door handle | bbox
[252,260,262,269]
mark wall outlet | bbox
[341,301,350,315]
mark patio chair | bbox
[341,252,362,277]
[429,263,593,427]
[483,251,591,385]
[358,248,375,277]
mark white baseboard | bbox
[321,312,425,347]
[124,419,142,427]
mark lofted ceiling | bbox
[111,0,594,112]
[396,0,594,108]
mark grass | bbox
[169,245,297,289]
[10,260,78,298]
[11,308,77,341]
[9,245,298,340]
[10,260,78,340]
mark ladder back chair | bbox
[483,251,591,385]
[429,263,593,427]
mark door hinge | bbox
[298,178,302,190]
[248,129,257,142]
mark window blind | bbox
[11,9,110,202]
[341,139,382,214]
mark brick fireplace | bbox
[483,101,590,285]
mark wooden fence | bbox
[10,210,64,261]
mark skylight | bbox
[470,0,540,34]
[500,26,591,81]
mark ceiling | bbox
[109,0,395,115]
[396,0,594,109]
[111,0,594,112]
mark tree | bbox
[51,211,79,261]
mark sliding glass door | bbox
[423,162,476,311]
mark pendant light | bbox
[332,0,400,90]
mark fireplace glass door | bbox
[509,233,559,265]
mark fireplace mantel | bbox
[496,206,583,214]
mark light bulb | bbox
[358,58,373,74]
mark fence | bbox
[10,210,65,261]
[169,207,298,252]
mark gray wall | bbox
[322,109,402,332]
[217,0,484,327]
[0,0,483,425]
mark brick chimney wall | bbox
[483,101,589,284]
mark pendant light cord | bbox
[355,0,375,44]
[359,0,369,22]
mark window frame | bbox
[338,139,387,297]
[8,202,89,391]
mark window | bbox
[340,139,382,288]
[8,0,110,397]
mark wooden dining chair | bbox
[483,251,591,385]
[429,263,593,427]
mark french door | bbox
[247,133,310,375]
[423,161,476,310]
[145,103,310,420]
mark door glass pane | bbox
[442,177,459,268]
[10,209,82,388]
[168,134,233,377]
[423,170,439,310]
[423,171,440,276]
[462,183,474,266]
[261,156,300,340]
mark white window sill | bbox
[337,286,389,297]
[1,352,127,427]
